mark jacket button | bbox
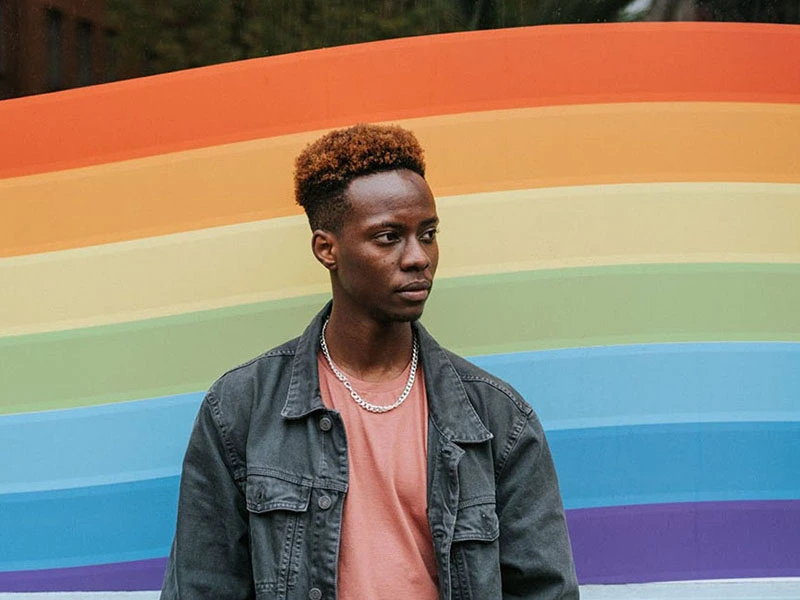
[308,587,322,600]
[319,415,332,431]
[318,495,332,510]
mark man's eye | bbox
[420,228,438,243]
[376,232,400,243]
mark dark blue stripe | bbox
[0,477,179,571]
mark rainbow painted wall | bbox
[1,22,799,593]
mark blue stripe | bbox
[0,477,179,572]
[471,342,800,429]
[3,342,799,494]
[0,393,202,494]
[2,421,798,570]
[550,421,800,509]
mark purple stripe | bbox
[3,501,799,590]
[0,557,166,592]
[567,500,800,584]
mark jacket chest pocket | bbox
[450,501,501,600]
[246,474,312,598]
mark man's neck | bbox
[323,310,415,383]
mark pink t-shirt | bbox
[318,351,439,599]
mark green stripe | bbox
[2,263,799,415]
[426,263,800,355]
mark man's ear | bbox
[312,230,337,271]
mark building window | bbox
[77,20,93,86]
[46,8,63,90]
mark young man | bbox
[161,124,578,599]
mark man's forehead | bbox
[348,168,431,195]
[346,170,434,208]
[346,167,424,190]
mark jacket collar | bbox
[415,320,492,444]
[281,303,331,420]
[281,301,492,444]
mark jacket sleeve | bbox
[496,413,579,599]
[160,392,255,599]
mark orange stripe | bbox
[2,103,798,257]
[1,22,798,179]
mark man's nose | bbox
[401,237,431,270]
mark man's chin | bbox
[399,306,427,323]
[378,304,426,324]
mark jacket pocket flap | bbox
[246,474,312,513]
[453,503,499,543]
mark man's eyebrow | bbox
[371,220,404,230]
[369,216,439,230]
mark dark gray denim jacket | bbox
[161,304,578,599]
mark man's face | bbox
[327,168,439,324]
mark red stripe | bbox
[1,22,798,179]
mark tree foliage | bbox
[107,0,798,78]
[107,0,632,76]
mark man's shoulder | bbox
[440,348,534,419]
[208,336,299,397]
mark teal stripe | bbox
[2,264,799,414]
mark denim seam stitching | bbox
[458,495,495,509]
[459,375,532,416]
[495,413,530,480]
[206,391,247,484]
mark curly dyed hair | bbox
[294,123,426,232]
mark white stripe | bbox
[2,579,799,599]
[581,578,800,599]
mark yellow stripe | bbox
[2,182,799,337]
[2,102,799,257]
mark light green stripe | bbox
[2,264,799,415]
[425,264,800,355]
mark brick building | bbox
[0,0,117,99]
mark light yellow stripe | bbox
[2,182,799,337]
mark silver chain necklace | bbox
[319,318,418,414]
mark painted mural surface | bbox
[1,22,799,592]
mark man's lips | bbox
[396,281,432,301]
